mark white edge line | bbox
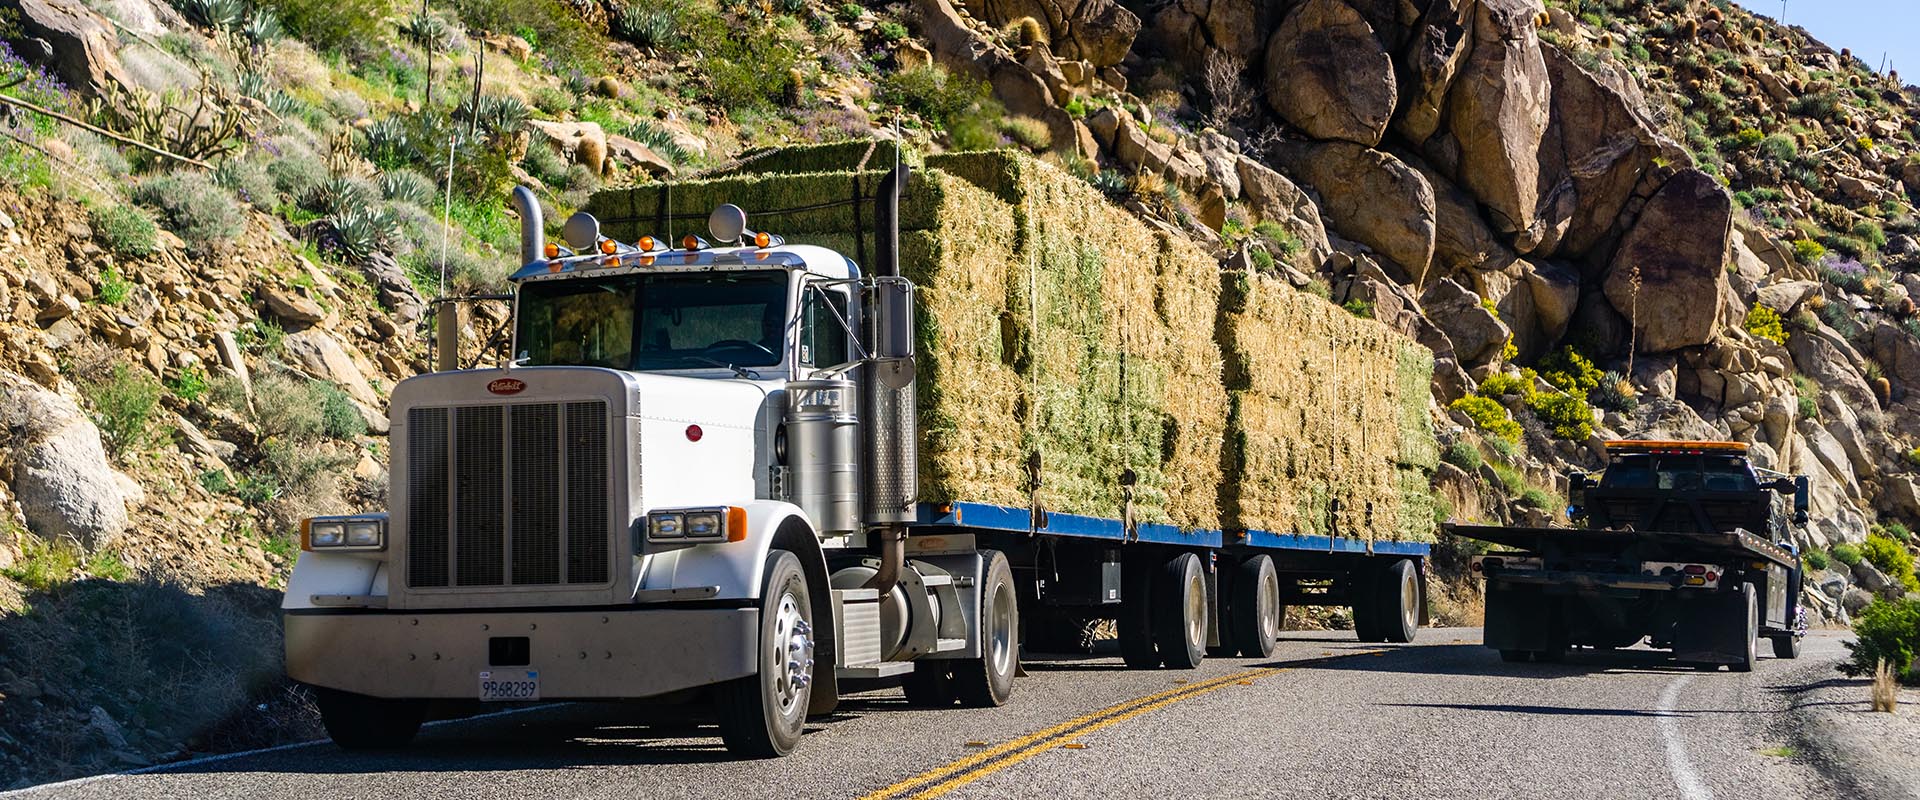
[1656,675,1716,800]
[1,703,567,797]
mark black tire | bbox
[1119,551,1159,668]
[1498,649,1531,663]
[1152,552,1208,670]
[1376,559,1421,644]
[1231,555,1281,658]
[1350,570,1383,643]
[1771,634,1802,660]
[312,687,426,750]
[954,551,1019,708]
[901,662,955,707]
[1731,582,1758,674]
[716,550,813,758]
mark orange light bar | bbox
[1605,440,1749,453]
[754,231,771,248]
[726,506,749,543]
[598,239,618,255]
[682,233,701,250]
[542,242,559,258]
[639,235,656,251]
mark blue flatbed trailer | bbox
[908,501,1431,666]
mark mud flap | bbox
[1671,589,1747,665]
[1482,580,1556,652]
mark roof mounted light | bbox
[709,203,748,244]
[542,241,560,259]
[682,233,708,250]
[563,211,602,252]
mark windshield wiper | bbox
[682,355,758,379]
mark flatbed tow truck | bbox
[1447,440,1809,670]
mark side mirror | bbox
[1792,476,1810,525]
[870,276,915,390]
[1770,477,1796,495]
[1567,471,1588,508]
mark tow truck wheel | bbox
[1378,559,1421,644]
[717,550,813,758]
[1731,582,1758,674]
[1153,553,1209,669]
[1231,555,1281,658]
[1498,649,1531,663]
[953,550,1018,707]
[311,687,426,750]
[1119,552,1159,668]
[901,662,955,707]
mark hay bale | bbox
[1217,270,1436,541]
[585,169,946,249]
[713,140,919,178]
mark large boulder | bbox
[1153,0,1266,65]
[1443,0,1550,245]
[15,0,136,99]
[1525,260,1581,343]
[1262,0,1398,147]
[1271,141,1436,282]
[1532,43,1663,258]
[0,371,135,548]
[1394,0,1477,145]
[1407,154,1507,276]
[282,330,384,433]
[1603,169,1734,353]
[1787,324,1878,412]
[969,0,1139,67]
[1422,278,1510,364]
[1235,156,1333,269]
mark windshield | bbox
[1600,454,1757,492]
[516,271,790,370]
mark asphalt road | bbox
[9,628,1862,800]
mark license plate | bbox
[478,670,539,702]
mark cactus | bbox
[1534,10,1550,28]
[1872,377,1892,406]
[1705,6,1723,22]
[1006,16,1047,47]
[1599,33,1615,49]
[85,79,251,162]
[784,67,806,107]
[1681,19,1698,40]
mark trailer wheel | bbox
[717,550,813,758]
[901,662,955,707]
[1153,553,1208,669]
[312,687,426,750]
[1377,559,1421,644]
[1731,582,1758,673]
[953,551,1018,707]
[1119,551,1159,668]
[1230,555,1281,658]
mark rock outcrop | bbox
[0,371,135,548]
[1263,0,1398,147]
[1603,169,1735,353]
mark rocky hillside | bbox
[1,0,1919,786]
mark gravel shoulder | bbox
[1776,655,1920,800]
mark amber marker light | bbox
[639,235,656,251]
[727,506,748,542]
[543,242,560,258]
[599,239,618,255]
[754,231,771,247]
[683,233,701,250]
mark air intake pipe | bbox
[862,164,917,594]
[511,185,544,265]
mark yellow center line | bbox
[860,650,1384,800]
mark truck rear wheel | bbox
[1377,559,1421,644]
[1731,582,1757,673]
[953,550,1018,707]
[1153,552,1208,669]
[1119,552,1159,668]
[717,550,813,758]
[1230,555,1281,658]
[312,687,426,750]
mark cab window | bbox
[800,286,850,367]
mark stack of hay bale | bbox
[584,143,1435,543]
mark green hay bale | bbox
[585,169,948,247]
[713,140,921,178]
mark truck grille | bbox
[406,401,610,589]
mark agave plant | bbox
[302,175,377,217]
[175,0,248,31]
[457,94,530,140]
[614,4,679,50]
[376,169,437,208]
[331,205,403,264]
[359,116,410,167]
[240,8,282,46]
[398,11,453,53]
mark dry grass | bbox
[1872,659,1900,713]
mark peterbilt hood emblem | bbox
[488,378,527,395]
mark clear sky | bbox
[1755,1,1920,82]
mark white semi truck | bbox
[283,168,1433,757]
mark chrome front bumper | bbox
[286,605,758,699]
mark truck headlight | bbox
[302,514,387,551]
[646,507,746,543]
[685,511,722,537]
[649,512,685,539]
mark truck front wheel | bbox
[312,687,426,750]
[717,550,814,758]
[953,550,1018,707]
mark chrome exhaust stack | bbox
[862,164,917,594]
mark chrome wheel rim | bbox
[989,580,1016,677]
[771,591,813,716]
[1258,567,1281,643]
[1399,569,1419,633]
[1185,571,1206,648]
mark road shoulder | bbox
[1781,659,1920,800]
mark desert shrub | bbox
[84,363,164,457]
[1442,440,1483,472]
[166,364,210,403]
[521,140,570,186]
[1862,533,1919,592]
[446,0,602,69]
[1728,127,1764,148]
[259,0,400,52]
[1247,247,1275,272]
[876,66,1001,148]
[619,119,692,168]
[1477,371,1534,399]
[1792,237,1826,264]
[1745,304,1787,344]
[1853,220,1888,251]
[1538,347,1602,395]
[1880,522,1912,543]
[1000,116,1052,151]
[266,147,327,203]
[1519,487,1562,512]
[1450,395,1522,443]
[1527,391,1595,441]
[89,204,158,258]
[130,171,244,255]
[1341,298,1373,318]
[1832,542,1863,567]
[214,157,277,211]
[1594,370,1638,412]
[1840,597,1920,683]
[1760,133,1798,162]
[96,264,130,305]
[0,534,81,593]
[1804,549,1830,571]
[1792,374,1821,419]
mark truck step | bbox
[837,662,916,679]
[918,574,953,588]
[932,637,967,653]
